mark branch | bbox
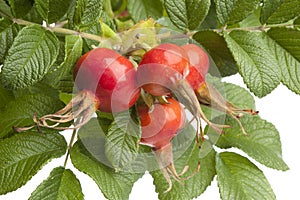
[12,18,103,42]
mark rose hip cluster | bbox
[16,43,257,192]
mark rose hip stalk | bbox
[182,44,258,135]
[138,98,199,193]
[15,48,140,131]
[136,43,227,146]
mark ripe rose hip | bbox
[181,44,209,89]
[137,43,190,96]
[138,98,186,149]
[74,48,140,113]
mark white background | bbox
[2,74,300,200]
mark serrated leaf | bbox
[224,31,280,97]
[23,3,43,24]
[29,167,84,200]
[72,0,102,29]
[69,0,102,46]
[216,152,276,200]
[0,18,19,64]
[214,0,260,25]
[0,132,67,194]
[164,0,211,30]
[200,0,218,29]
[0,0,13,18]
[260,0,300,24]
[193,30,238,77]
[105,109,141,170]
[151,127,216,200]
[0,84,14,111]
[44,35,83,92]
[70,140,142,200]
[13,82,59,99]
[209,115,288,170]
[294,16,300,25]
[127,0,163,22]
[1,25,59,90]
[7,0,33,18]
[267,27,300,94]
[0,94,64,138]
[35,0,73,24]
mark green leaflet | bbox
[105,108,142,170]
[0,18,19,64]
[0,0,13,18]
[127,0,163,22]
[208,115,289,171]
[164,0,211,31]
[35,0,73,24]
[214,0,260,25]
[43,35,83,93]
[7,0,33,18]
[216,152,276,200]
[70,140,142,200]
[0,84,14,111]
[193,30,238,77]
[224,31,280,97]
[267,27,300,94]
[0,94,64,138]
[29,167,84,200]
[0,132,67,194]
[1,25,60,90]
[260,0,300,24]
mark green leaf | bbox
[193,30,238,77]
[224,31,280,97]
[29,167,84,200]
[0,84,14,111]
[0,132,67,194]
[23,3,43,24]
[127,0,163,22]
[72,0,103,29]
[209,115,289,170]
[96,111,114,134]
[44,35,83,92]
[1,25,60,90]
[199,0,218,29]
[35,0,73,24]
[69,0,102,46]
[151,133,216,200]
[214,0,260,25]
[294,16,300,25]
[0,0,13,18]
[70,140,142,200]
[13,82,59,99]
[260,0,300,24]
[0,18,19,64]
[0,94,64,138]
[105,108,141,170]
[7,0,33,18]
[216,152,276,200]
[267,27,300,94]
[164,0,211,30]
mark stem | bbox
[63,128,77,168]
[12,18,102,42]
[214,23,297,33]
